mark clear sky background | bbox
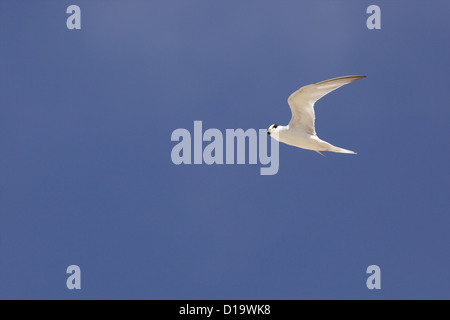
[0,1,449,299]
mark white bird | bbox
[268,75,365,157]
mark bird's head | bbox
[267,124,279,136]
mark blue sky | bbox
[0,1,449,299]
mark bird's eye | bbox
[273,124,278,128]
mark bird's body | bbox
[271,126,354,153]
[268,75,365,155]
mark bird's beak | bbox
[267,129,272,135]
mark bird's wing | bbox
[287,75,366,135]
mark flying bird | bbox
[268,75,365,157]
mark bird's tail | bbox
[328,146,357,154]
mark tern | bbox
[268,75,365,157]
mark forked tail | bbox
[328,145,357,154]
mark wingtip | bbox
[344,75,366,84]
[314,75,366,86]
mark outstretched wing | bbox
[287,75,366,135]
